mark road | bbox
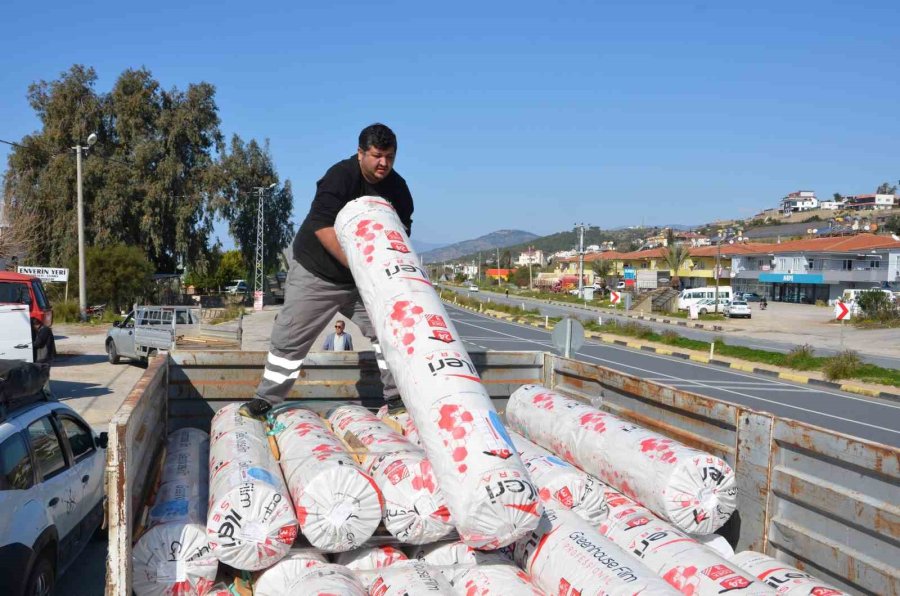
[446,303,900,447]
[442,286,900,370]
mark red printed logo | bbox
[426,314,447,328]
[384,460,410,485]
[388,241,410,253]
[719,576,752,592]
[385,230,404,241]
[430,330,454,343]
[702,565,735,581]
[625,516,651,529]
[554,486,574,508]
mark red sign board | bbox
[610,291,621,305]
[834,301,850,321]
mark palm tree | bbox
[663,231,690,289]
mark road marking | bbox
[448,305,900,410]
[450,312,900,435]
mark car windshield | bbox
[732,301,748,306]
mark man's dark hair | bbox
[359,123,397,152]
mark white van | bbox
[678,286,732,310]
[0,304,33,362]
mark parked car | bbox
[724,300,752,318]
[468,285,479,292]
[0,272,53,328]
[696,297,730,314]
[616,281,626,290]
[106,306,200,365]
[0,363,108,596]
[225,280,248,294]
[741,292,762,302]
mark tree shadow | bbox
[53,354,109,367]
[51,380,113,400]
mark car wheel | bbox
[106,340,120,364]
[699,308,707,315]
[25,555,54,596]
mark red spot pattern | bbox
[663,565,700,595]
[639,437,679,464]
[410,460,437,494]
[532,392,556,410]
[437,404,475,474]
[579,412,607,433]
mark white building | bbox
[847,194,897,210]
[819,198,846,210]
[516,249,546,267]
[781,190,819,215]
[461,264,479,278]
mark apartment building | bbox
[781,190,818,215]
[730,234,900,303]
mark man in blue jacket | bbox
[322,320,353,351]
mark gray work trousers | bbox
[254,258,396,405]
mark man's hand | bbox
[315,227,349,267]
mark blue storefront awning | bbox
[758,273,825,284]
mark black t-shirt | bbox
[293,155,414,284]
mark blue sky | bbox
[2,0,898,246]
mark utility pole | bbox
[74,133,97,321]
[575,223,587,298]
[253,183,277,301]
[496,247,501,286]
[478,252,481,284]
[528,245,534,290]
[714,229,722,312]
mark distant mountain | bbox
[411,240,449,254]
[420,230,540,263]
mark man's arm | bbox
[314,227,349,267]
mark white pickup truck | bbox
[0,304,33,362]
[105,306,242,364]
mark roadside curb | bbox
[544,299,728,331]
[444,298,900,403]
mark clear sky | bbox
[2,0,898,246]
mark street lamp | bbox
[75,133,98,321]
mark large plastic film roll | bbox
[599,486,770,595]
[335,197,541,548]
[452,564,546,596]
[272,407,383,551]
[259,561,367,596]
[507,385,736,534]
[509,506,678,596]
[357,560,456,595]
[335,545,409,571]
[252,548,329,595]
[206,404,298,570]
[133,428,217,596]
[328,404,453,543]
[509,430,608,525]
[731,551,848,595]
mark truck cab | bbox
[0,272,53,328]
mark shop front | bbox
[758,273,831,304]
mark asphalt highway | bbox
[441,286,900,370]
[445,303,900,448]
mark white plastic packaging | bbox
[259,562,367,596]
[335,197,541,548]
[507,384,736,534]
[509,505,678,596]
[272,407,383,552]
[335,545,409,571]
[253,548,361,596]
[132,523,218,596]
[133,428,217,596]
[207,404,298,570]
[452,563,546,595]
[328,404,453,543]
[378,403,423,447]
[357,560,455,595]
[731,551,848,595]
[509,430,608,525]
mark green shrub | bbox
[661,330,681,344]
[784,344,818,370]
[856,290,898,322]
[52,300,81,323]
[822,350,862,381]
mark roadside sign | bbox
[253,290,264,311]
[551,317,584,357]
[610,291,621,305]
[834,301,851,321]
[17,266,69,283]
